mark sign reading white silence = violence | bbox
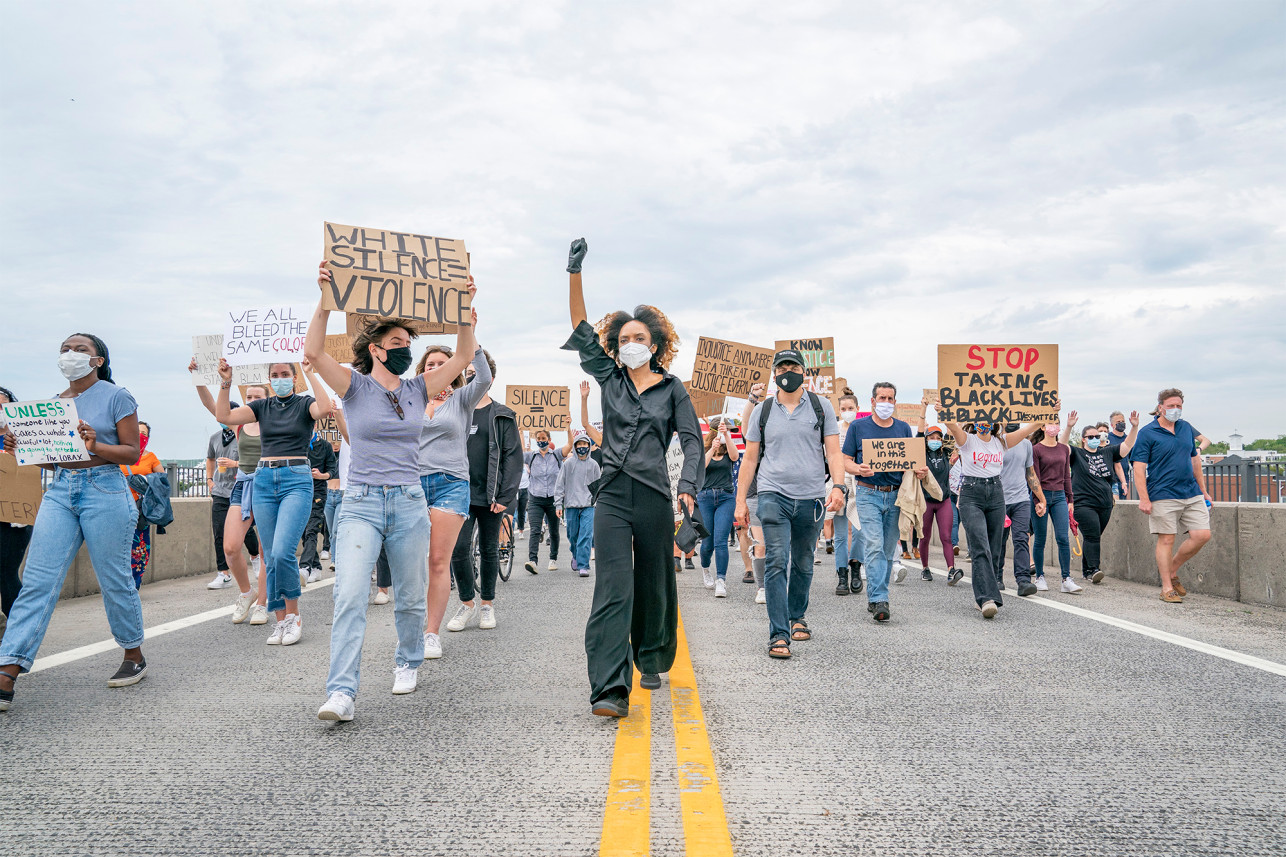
[222,305,311,366]
[322,222,471,329]
[0,399,90,467]
[936,344,1059,424]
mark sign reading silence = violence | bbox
[936,344,1059,423]
[506,386,571,432]
[323,221,471,330]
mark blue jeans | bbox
[0,466,144,672]
[853,485,901,604]
[327,484,430,698]
[758,492,823,643]
[834,518,858,571]
[950,492,961,546]
[565,506,595,570]
[323,488,343,550]
[697,488,736,579]
[252,464,313,612]
[1032,489,1071,579]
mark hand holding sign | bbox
[1,399,91,466]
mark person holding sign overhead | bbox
[307,262,477,721]
[1,334,150,711]
[562,238,704,716]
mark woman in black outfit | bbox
[562,238,704,717]
[0,386,32,621]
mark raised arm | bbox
[304,360,333,420]
[189,358,218,417]
[567,238,588,328]
[333,403,349,444]
[304,264,354,397]
[945,420,969,447]
[579,381,602,445]
[1005,422,1042,449]
[215,360,259,426]
[1120,410,1140,457]
[423,301,478,399]
[1059,410,1078,445]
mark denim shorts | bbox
[420,472,471,517]
[229,472,254,518]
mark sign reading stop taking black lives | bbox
[862,436,927,473]
[322,222,471,328]
[690,336,774,400]
[936,344,1059,423]
[506,386,571,432]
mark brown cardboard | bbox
[937,344,1059,424]
[689,336,775,400]
[0,455,42,526]
[506,386,571,432]
[862,436,927,473]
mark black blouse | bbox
[562,320,703,500]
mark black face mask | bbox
[575,446,590,458]
[379,346,414,376]
[1005,423,1020,434]
[775,371,804,393]
[1114,422,1126,432]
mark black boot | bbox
[849,560,864,595]
[835,572,850,596]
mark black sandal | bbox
[790,621,811,642]
[768,639,792,659]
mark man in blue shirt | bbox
[842,382,929,623]
[1130,388,1212,604]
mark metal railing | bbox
[1201,455,1284,503]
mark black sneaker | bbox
[684,558,695,570]
[107,656,147,688]
[592,694,629,717]
[674,557,682,573]
[639,673,662,690]
[742,570,754,584]
[525,560,538,575]
[849,562,864,595]
[948,567,964,586]
[0,677,13,712]
[1090,569,1105,584]
[835,576,850,596]
[920,568,934,582]
[1018,580,1038,597]
[824,539,834,555]
[871,601,891,622]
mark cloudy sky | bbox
[3,1,1283,456]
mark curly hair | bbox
[352,320,419,376]
[415,345,465,389]
[594,305,680,372]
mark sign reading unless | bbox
[862,436,927,473]
[506,386,571,432]
[0,454,42,526]
[222,305,311,366]
[323,221,470,330]
[937,344,1059,423]
[192,335,268,387]
[0,399,90,467]
[690,336,774,400]
[775,337,836,395]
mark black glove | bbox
[567,238,587,274]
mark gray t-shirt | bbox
[746,394,839,501]
[999,437,1034,505]
[341,369,429,487]
[206,430,238,499]
[417,348,493,479]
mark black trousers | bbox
[451,504,503,602]
[585,476,677,704]
[0,521,33,617]
[515,488,529,531]
[298,488,327,570]
[1073,502,1113,573]
[528,494,559,562]
[958,477,1006,607]
[211,494,260,572]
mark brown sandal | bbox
[790,621,811,642]
[769,639,792,659]
[1160,589,1183,604]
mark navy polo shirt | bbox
[1129,418,1202,501]
[842,416,913,488]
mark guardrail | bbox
[1202,455,1284,503]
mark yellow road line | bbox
[670,610,735,857]
[600,672,652,857]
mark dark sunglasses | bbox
[385,390,405,420]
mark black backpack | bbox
[757,392,827,469]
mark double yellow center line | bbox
[600,611,734,857]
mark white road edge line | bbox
[29,578,337,674]
[927,566,1286,678]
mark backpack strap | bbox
[757,392,829,469]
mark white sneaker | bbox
[207,572,234,590]
[266,620,285,645]
[1034,576,1049,592]
[702,567,715,589]
[479,604,496,629]
[249,604,268,625]
[280,613,302,646]
[372,589,390,606]
[320,550,330,561]
[299,567,308,589]
[755,587,766,604]
[231,591,255,624]
[423,632,442,659]
[392,665,418,695]
[714,579,727,598]
[579,568,590,578]
[446,602,479,632]
[317,691,354,721]
[547,560,558,571]
[1060,577,1083,594]
[893,561,907,583]
[305,568,321,584]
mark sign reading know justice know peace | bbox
[323,222,471,332]
[506,386,571,432]
[862,436,927,473]
[690,336,774,400]
[936,344,1060,424]
[1,399,90,466]
[775,337,836,396]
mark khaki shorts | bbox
[1148,496,1210,535]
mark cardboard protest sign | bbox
[827,376,850,413]
[894,403,922,424]
[775,337,836,396]
[192,335,269,387]
[344,308,453,339]
[0,399,90,466]
[682,382,723,419]
[506,386,571,432]
[324,334,354,366]
[690,336,774,400]
[862,436,926,473]
[923,388,939,405]
[317,412,343,452]
[0,454,42,526]
[937,345,1059,423]
[222,305,311,366]
[323,222,470,331]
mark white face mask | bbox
[873,402,895,420]
[58,351,96,381]
[839,410,856,421]
[618,342,652,370]
[1165,407,1182,422]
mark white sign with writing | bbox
[192,335,269,387]
[222,305,311,366]
[0,399,91,466]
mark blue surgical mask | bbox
[1086,438,1101,451]
[927,439,943,451]
[270,378,294,397]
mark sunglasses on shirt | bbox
[386,391,405,420]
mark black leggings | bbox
[451,504,503,602]
[1073,502,1113,573]
[0,521,33,617]
[211,495,260,572]
[516,488,529,532]
[528,495,559,562]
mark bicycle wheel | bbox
[498,513,515,582]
